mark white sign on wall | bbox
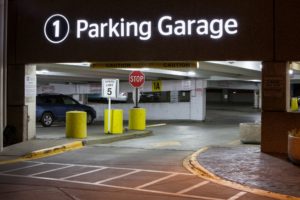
[25,75,37,97]
[102,79,119,98]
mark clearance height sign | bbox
[8,0,274,64]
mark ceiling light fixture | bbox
[187,71,196,76]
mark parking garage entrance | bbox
[3,0,300,154]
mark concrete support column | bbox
[190,80,206,121]
[261,61,290,153]
[259,84,262,109]
[25,65,36,140]
[254,90,259,109]
[0,0,7,151]
[7,64,27,144]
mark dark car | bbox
[36,94,96,127]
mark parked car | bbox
[36,94,96,127]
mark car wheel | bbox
[87,112,94,125]
[41,112,54,127]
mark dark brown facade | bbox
[6,0,300,154]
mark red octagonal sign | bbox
[129,71,145,88]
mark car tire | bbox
[87,112,94,125]
[41,112,54,127]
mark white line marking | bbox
[30,165,73,176]
[102,183,224,200]
[61,167,107,180]
[1,163,44,173]
[0,173,223,200]
[25,161,193,176]
[146,123,167,128]
[177,180,210,194]
[135,173,178,189]
[95,170,140,184]
[227,191,247,200]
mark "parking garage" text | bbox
[76,16,238,41]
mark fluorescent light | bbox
[36,70,49,74]
[187,71,196,76]
[289,69,294,75]
[57,62,91,67]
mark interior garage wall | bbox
[91,103,191,121]
[207,89,254,104]
[228,91,253,103]
[38,79,207,121]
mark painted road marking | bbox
[146,123,167,128]
[94,170,140,184]
[152,141,181,148]
[227,191,247,200]
[135,173,177,189]
[25,161,193,176]
[61,167,107,180]
[29,165,73,176]
[0,161,251,200]
[177,180,210,194]
[1,163,44,173]
[0,173,224,200]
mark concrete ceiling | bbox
[36,61,262,84]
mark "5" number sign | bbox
[102,79,119,98]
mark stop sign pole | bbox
[129,71,145,108]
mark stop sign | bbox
[129,71,145,88]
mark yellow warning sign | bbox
[152,80,162,92]
[91,62,197,69]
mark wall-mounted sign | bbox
[25,75,37,97]
[263,77,284,98]
[92,62,197,68]
[152,80,162,92]
[9,0,274,63]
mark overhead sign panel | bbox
[92,62,198,68]
[44,15,238,43]
[8,0,274,64]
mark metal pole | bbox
[108,97,111,134]
[135,87,139,108]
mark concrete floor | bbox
[1,104,277,200]
[37,104,261,151]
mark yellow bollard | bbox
[104,109,123,134]
[291,97,299,111]
[129,108,146,130]
[66,111,87,139]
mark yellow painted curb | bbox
[183,147,300,200]
[0,141,84,165]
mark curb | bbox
[183,147,300,200]
[0,141,84,165]
[0,130,152,165]
[23,141,84,159]
[84,130,153,145]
